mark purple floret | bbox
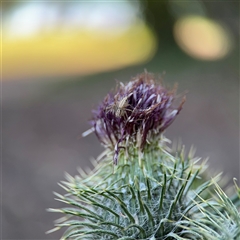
[90,71,185,164]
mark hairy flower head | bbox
[85,71,185,164]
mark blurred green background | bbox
[2,1,239,239]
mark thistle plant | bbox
[48,71,240,240]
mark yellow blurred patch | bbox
[2,22,157,80]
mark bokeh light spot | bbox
[174,16,232,60]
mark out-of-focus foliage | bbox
[3,1,238,81]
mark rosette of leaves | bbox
[48,71,240,240]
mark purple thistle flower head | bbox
[87,71,185,165]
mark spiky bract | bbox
[48,142,240,240]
